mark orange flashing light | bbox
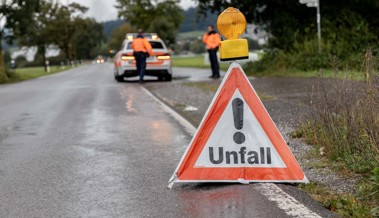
[217,7,246,39]
[217,7,249,61]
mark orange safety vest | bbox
[202,32,221,50]
[132,37,153,55]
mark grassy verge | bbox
[184,81,219,92]
[172,55,366,79]
[299,181,379,218]
[293,50,379,217]
[7,66,69,83]
[177,31,203,39]
[172,55,229,71]
[244,68,365,80]
[184,81,275,100]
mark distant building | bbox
[242,24,268,45]
[10,45,60,61]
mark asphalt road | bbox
[0,63,336,217]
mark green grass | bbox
[299,181,378,218]
[173,55,365,79]
[244,68,365,80]
[184,81,219,92]
[184,81,275,100]
[8,66,68,82]
[172,55,229,71]
[177,31,204,39]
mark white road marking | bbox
[141,86,196,135]
[256,183,322,218]
[183,105,198,111]
[142,86,322,218]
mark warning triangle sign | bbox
[169,62,307,186]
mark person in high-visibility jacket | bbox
[132,29,153,83]
[202,25,221,78]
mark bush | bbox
[297,50,379,217]
[247,38,261,51]
[12,53,69,69]
[0,69,8,83]
[303,49,379,173]
[245,47,368,75]
[47,54,67,66]
[3,50,11,65]
[14,55,29,68]
[244,49,287,74]
[245,20,374,74]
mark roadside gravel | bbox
[144,76,359,195]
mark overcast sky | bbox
[65,0,197,22]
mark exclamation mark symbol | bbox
[232,98,245,144]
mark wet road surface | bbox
[0,64,335,217]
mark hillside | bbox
[101,7,219,37]
[102,19,124,37]
[179,7,218,32]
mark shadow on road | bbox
[115,76,191,83]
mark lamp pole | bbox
[316,0,321,54]
[300,0,321,54]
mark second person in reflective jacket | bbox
[203,25,221,79]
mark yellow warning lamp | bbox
[217,7,249,61]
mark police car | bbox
[113,33,172,82]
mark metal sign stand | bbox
[300,0,321,54]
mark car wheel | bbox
[165,74,172,81]
[115,75,124,82]
[114,68,124,82]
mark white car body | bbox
[113,33,172,81]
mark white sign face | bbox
[194,89,286,168]
[299,0,317,3]
[306,2,318,7]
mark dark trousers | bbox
[208,49,220,77]
[134,52,147,81]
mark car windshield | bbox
[126,41,164,49]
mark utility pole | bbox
[316,0,321,54]
[300,0,321,54]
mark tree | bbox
[47,3,88,62]
[147,1,183,46]
[107,23,136,50]
[115,0,184,47]
[75,18,105,60]
[197,0,379,53]
[21,1,103,65]
[0,0,40,82]
[116,0,153,30]
[148,17,177,46]
[197,0,315,51]
[19,1,56,72]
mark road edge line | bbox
[256,183,322,218]
[141,85,322,218]
[141,86,196,135]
